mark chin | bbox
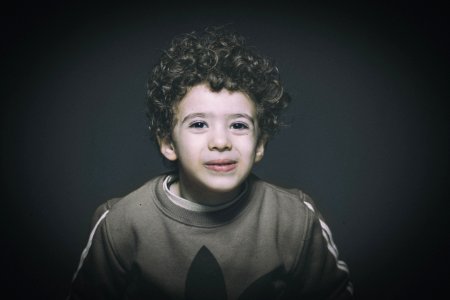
[203,177,244,193]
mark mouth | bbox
[204,159,237,172]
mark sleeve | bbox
[67,199,128,300]
[287,195,354,299]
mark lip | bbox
[204,159,237,172]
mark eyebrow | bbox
[230,113,255,124]
[181,113,255,125]
[181,113,207,124]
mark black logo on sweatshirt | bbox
[185,246,287,300]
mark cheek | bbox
[174,137,203,157]
[236,138,258,155]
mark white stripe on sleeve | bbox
[303,201,315,213]
[71,210,110,282]
[304,200,353,294]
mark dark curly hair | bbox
[146,26,290,160]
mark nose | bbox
[208,126,232,151]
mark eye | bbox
[231,122,249,130]
[189,121,208,129]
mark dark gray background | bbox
[2,1,449,299]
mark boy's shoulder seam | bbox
[90,177,161,228]
[256,179,317,214]
[105,197,122,209]
[258,179,308,201]
[103,177,160,211]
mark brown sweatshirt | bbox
[68,174,352,299]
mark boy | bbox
[68,27,353,299]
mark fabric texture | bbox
[68,174,353,299]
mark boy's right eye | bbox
[189,121,208,129]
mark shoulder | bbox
[250,174,317,216]
[88,175,165,262]
[91,175,164,231]
[249,175,320,239]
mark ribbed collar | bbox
[163,175,248,212]
[152,174,259,228]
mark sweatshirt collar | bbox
[163,175,248,213]
[152,174,257,228]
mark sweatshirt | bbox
[68,174,353,299]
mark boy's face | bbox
[159,84,265,202]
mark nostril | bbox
[208,135,232,151]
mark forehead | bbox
[175,84,256,117]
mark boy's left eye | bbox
[231,122,249,130]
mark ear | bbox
[158,136,178,161]
[254,137,266,163]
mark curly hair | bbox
[146,26,290,152]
